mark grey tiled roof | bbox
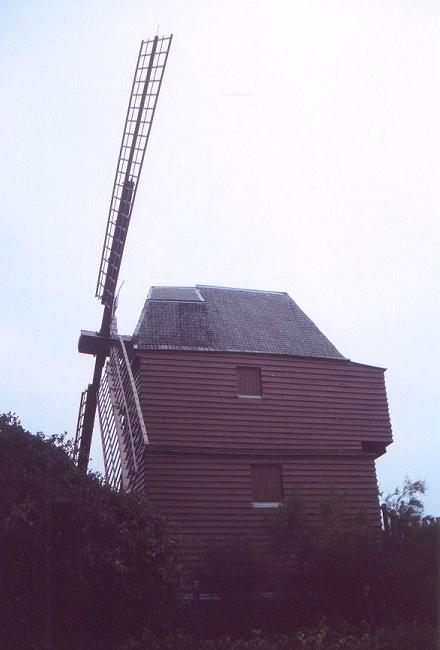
[133,285,345,359]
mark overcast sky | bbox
[1,1,439,514]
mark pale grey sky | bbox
[1,1,439,513]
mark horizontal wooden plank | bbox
[135,350,392,453]
[139,452,382,582]
[130,349,389,581]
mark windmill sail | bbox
[74,35,172,475]
[97,334,148,491]
[96,35,173,311]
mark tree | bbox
[0,413,179,650]
[264,493,378,626]
[381,477,427,534]
[264,486,439,628]
[379,478,439,624]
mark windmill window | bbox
[237,366,262,398]
[250,464,283,508]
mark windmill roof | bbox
[133,285,345,360]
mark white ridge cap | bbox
[196,284,288,295]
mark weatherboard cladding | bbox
[134,285,344,359]
[140,452,382,583]
[134,351,392,452]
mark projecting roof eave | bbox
[126,342,387,371]
[347,359,387,372]
[131,342,350,361]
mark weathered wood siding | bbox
[135,351,392,451]
[131,350,391,584]
[141,450,382,584]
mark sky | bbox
[1,1,439,514]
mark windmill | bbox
[73,35,173,490]
[72,35,393,584]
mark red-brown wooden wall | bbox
[134,351,392,451]
[140,452,382,583]
[132,350,392,585]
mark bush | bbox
[0,413,180,650]
[202,539,263,597]
[187,487,438,636]
[263,489,439,628]
[262,494,380,626]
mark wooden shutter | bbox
[237,366,262,396]
[251,464,283,502]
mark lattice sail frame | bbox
[73,388,88,464]
[97,336,148,491]
[96,35,173,309]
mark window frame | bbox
[250,463,283,508]
[237,365,263,399]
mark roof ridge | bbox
[196,284,288,295]
[147,284,289,296]
[147,286,205,302]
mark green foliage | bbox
[263,494,379,625]
[196,539,266,636]
[2,413,437,648]
[378,481,439,624]
[196,486,438,635]
[272,488,438,628]
[383,477,426,513]
[115,623,438,650]
[381,477,430,534]
[202,538,263,597]
[0,413,180,650]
